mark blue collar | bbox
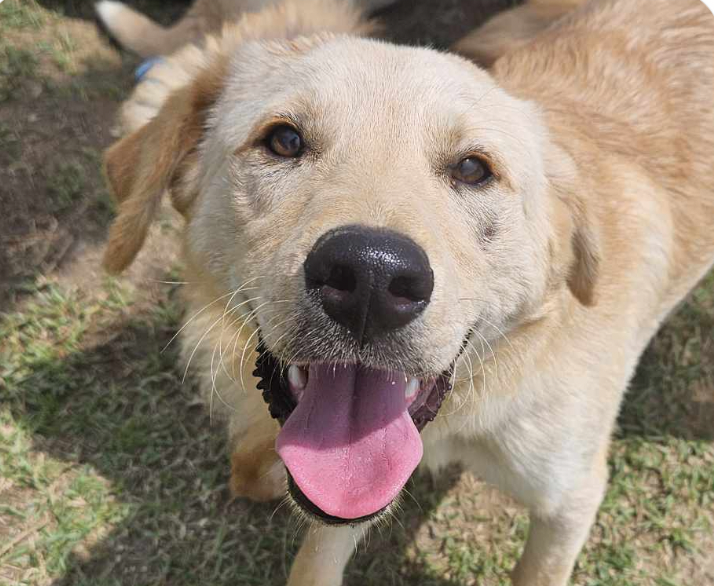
[134,57,164,82]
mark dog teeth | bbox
[288,365,307,391]
[405,377,419,399]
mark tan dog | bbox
[95,0,396,56]
[100,0,714,584]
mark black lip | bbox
[254,342,453,430]
[253,338,462,524]
[254,344,295,422]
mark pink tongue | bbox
[276,364,422,519]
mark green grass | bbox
[0,0,45,31]
[49,31,78,73]
[0,0,129,103]
[0,279,293,586]
[46,161,87,213]
[0,1,46,102]
[0,45,39,101]
[0,122,21,160]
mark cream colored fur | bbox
[95,0,395,57]
[100,1,714,585]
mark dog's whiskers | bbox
[183,289,252,383]
[237,301,279,390]
[227,305,276,382]
[208,306,266,416]
[453,336,488,433]
[223,299,274,386]
[270,494,293,524]
[447,337,480,424]
[164,275,264,354]
[163,289,236,355]
[204,298,268,418]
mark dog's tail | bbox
[95,1,202,57]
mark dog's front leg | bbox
[511,452,608,586]
[287,524,363,586]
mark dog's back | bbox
[495,0,714,167]
[495,0,714,318]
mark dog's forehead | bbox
[216,37,532,151]
[285,38,492,107]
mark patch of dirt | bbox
[0,20,133,308]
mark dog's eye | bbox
[266,125,304,158]
[452,156,492,186]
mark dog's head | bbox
[103,34,598,524]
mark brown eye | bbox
[452,156,491,186]
[266,125,304,158]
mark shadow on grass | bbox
[0,0,200,312]
[3,286,465,585]
[618,280,714,442]
[0,38,136,311]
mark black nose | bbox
[303,225,434,342]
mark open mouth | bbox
[254,343,453,525]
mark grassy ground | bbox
[1,1,713,585]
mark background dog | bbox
[95,0,584,64]
[96,0,397,56]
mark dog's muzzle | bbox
[252,224,456,524]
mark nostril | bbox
[305,264,357,294]
[388,276,416,302]
[388,272,433,303]
[325,265,357,293]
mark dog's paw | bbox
[230,442,285,502]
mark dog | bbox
[99,0,714,584]
[95,0,396,57]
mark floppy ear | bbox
[102,58,226,273]
[546,144,600,307]
[453,0,583,67]
[566,198,600,306]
